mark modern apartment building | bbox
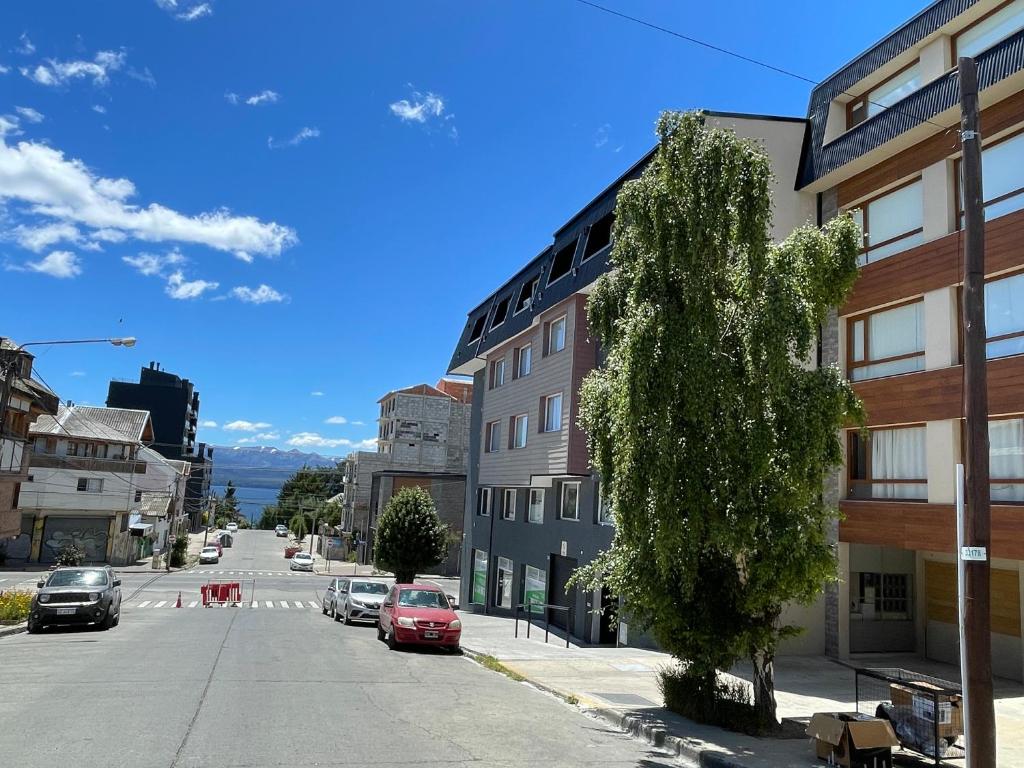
[447,112,819,644]
[801,0,1024,680]
[0,339,59,542]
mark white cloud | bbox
[70,370,86,377]
[324,416,347,425]
[0,115,21,137]
[594,123,610,149]
[0,136,297,258]
[224,419,272,432]
[165,269,218,299]
[389,90,445,123]
[254,431,279,440]
[92,104,107,114]
[351,420,365,426]
[200,419,218,428]
[310,391,324,397]
[231,284,286,304]
[286,432,357,449]
[226,89,280,107]
[122,249,186,276]
[25,250,82,278]
[22,50,127,88]
[10,221,82,252]
[15,106,43,123]
[0,65,9,75]
[178,3,212,21]
[267,126,319,149]
[17,34,35,56]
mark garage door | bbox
[40,517,110,564]
[926,560,1021,637]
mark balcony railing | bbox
[0,437,27,475]
[30,453,147,474]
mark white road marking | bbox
[265,601,274,608]
[251,601,258,608]
[154,601,167,608]
[188,601,198,608]
[279,601,289,608]
[138,601,151,608]
[307,601,318,608]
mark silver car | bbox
[332,578,390,624]
[28,566,122,633]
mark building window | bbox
[852,572,913,621]
[489,358,506,389]
[485,421,501,453]
[560,481,580,521]
[543,393,563,432]
[76,478,103,493]
[528,489,545,524]
[581,212,614,261]
[597,485,614,525]
[955,0,1024,59]
[67,442,82,457]
[514,276,539,315]
[502,489,517,520]
[477,487,492,516]
[547,316,567,354]
[990,417,1024,502]
[134,490,143,503]
[523,564,546,614]
[848,180,924,265]
[512,414,528,449]
[847,63,922,129]
[986,271,1024,358]
[547,239,577,286]
[515,343,532,378]
[847,301,925,381]
[495,557,513,609]
[976,130,1024,222]
[848,426,927,500]
[33,437,56,455]
[491,294,511,329]
[468,314,487,344]
[472,550,488,605]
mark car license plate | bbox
[55,608,76,615]
[424,630,439,639]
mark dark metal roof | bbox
[796,0,1024,188]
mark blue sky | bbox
[1,0,923,454]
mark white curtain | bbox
[990,418,1024,501]
[872,427,926,499]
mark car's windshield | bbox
[202,547,217,553]
[397,589,449,609]
[294,553,311,560]
[352,581,389,595]
[46,570,108,588]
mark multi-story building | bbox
[18,404,189,565]
[106,362,213,531]
[340,378,472,560]
[0,338,59,543]
[800,0,1024,680]
[447,112,819,643]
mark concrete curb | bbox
[0,621,28,639]
[461,641,748,767]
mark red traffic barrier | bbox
[201,582,242,606]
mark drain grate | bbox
[589,692,657,706]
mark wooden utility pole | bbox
[958,56,996,768]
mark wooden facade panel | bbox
[840,500,1024,561]
[852,352,1024,427]
[924,560,1021,636]
[842,208,1024,316]
[837,89,1024,207]
[925,560,957,625]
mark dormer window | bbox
[546,238,578,286]
[847,62,921,129]
[467,314,487,344]
[490,295,511,329]
[515,276,539,315]
[956,0,1024,60]
[581,212,613,262]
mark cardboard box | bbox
[807,712,899,768]
[889,681,964,739]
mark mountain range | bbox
[210,445,342,490]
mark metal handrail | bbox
[514,601,573,648]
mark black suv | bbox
[28,566,122,633]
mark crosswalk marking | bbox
[138,600,151,608]
[124,599,320,610]
[251,601,258,608]
[265,600,274,608]
[188,601,198,608]
[307,601,318,608]
[154,601,167,608]
[279,601,289,608]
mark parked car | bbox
[199,546,220,564]
[324,577,390,624]
[226,522,239,533]
[275,524,288,537]
[290,551,314,571]
[28,566,122,633]
[211,539,223,556]
[377,583,461,652]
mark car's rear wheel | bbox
[26,617,40,634]
[333,605,341,622]
[343,608,351,625]
[386,630,399,651]
[377,623,385,642]
[98,607,116,630]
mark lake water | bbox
[211,485,280,524]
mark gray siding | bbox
[478,297,579,487]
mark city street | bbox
[0,531,676,767]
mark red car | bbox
[377,584,461,652]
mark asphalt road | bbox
[0,531,677,767]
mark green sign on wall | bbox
[472,550,488,605]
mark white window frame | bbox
[548,315,566,354]
[513,414,528,449]
[502,488,517,520]
[517,343,532,378]
[495,557,514,609]
[523,564,547,614]
[478,487,492,517]
[956,0,1024,59]
[76,477,103,493]
[543,393,563,433]
[597,483,614,525]
[559,481,580,521]
[485,421,501,453]
[528,488,545,524]
[491,358,506,388]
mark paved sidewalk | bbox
[457,611,1024,767]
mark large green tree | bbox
[576,111,862,729]
[373,487,448,584]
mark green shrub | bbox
[56,543,85,566]
[659,665,767,736]
[170,533,189,567]
[0,590,33,623]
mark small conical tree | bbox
[374,487,448,584]
[288,513,308,541]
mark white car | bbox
[290,551,314,572]
[226,522,239,533]
[199,546,220,564]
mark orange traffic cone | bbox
[176,591,182,608]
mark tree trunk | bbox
[750,649,778,732]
